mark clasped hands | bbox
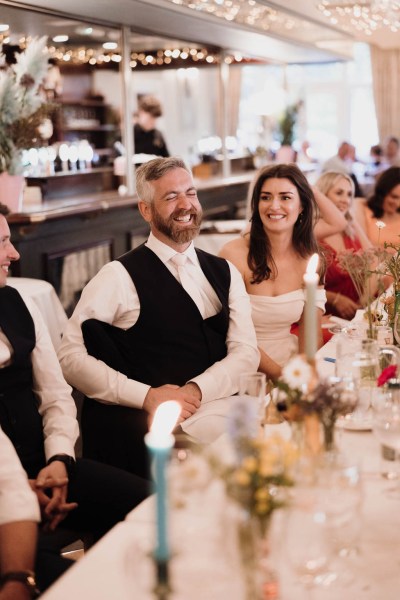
[143,382,202,424]
[29,461,78,532]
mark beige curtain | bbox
[370,45,400,140]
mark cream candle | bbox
[304,253,319,362]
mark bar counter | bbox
[8,172,254,291]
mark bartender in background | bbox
[134,95,170,158]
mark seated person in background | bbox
[322,141,363,198]
[58,157,259,478]
[315,171,373,320]
[365,144,383,177]
[353,166,400,248]
[0,207,150,593]
[134,95,170,158]
[0,427,40,600]
[382,136,400,168]
[219,163,326,381]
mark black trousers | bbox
[35,458,151,592]
[82,398,150,480]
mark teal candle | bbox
[145,433,174,562]
[144,401,181,566]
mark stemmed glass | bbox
[285,453,362,589]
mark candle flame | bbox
[150,401,181,437]
[306,253,319,275]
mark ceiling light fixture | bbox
[52,35,69,43]
[316,1,400,35]
[102,41,118,49]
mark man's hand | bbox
[32,462,78,531]
[143,383,201,423]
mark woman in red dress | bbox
[315,172,373,319]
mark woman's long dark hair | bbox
[248,163,321,284]
[367,166,400,218]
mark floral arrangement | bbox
[0,36,52,174]
[210,434,295,533]
[275,356,358,421]
[337,246,386,337]
[274,356,358,450]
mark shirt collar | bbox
[146,232,198,265]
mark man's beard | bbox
[150,206,202,244]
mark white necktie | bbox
[170,253,205,315]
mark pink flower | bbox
[377,365,397,387]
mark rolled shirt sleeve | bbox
[24,296,79,460]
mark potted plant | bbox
[275,100,302,163]
[0,36,52,212]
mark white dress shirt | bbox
[58,233,259,410]
[0,293,79,461]
[0,426,40,525]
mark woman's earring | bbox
[297,212,303,224]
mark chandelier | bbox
[316,1,400,35]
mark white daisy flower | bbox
[282,356,312,390]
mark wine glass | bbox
[372,398,400,498]
[285,454,362,589]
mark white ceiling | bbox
[4,0,400,63]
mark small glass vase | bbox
[235,510,279,600]
[321,418,337,453]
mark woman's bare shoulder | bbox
[219,236,249,261]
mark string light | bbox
[316,1,400,35]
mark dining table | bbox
[41,333,400,599]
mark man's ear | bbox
[138,200,152,223]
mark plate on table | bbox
[336,414,373,431]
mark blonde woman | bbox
[315,171,372,319]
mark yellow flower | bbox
[234,469,251,486]
[255,501,270,515]
[242,456,258,473]
[259,457,277,477]
[255,488,269,502]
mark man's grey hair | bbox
[135,157,191,204]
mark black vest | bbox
[82,245,231,387]
[0,286,45,477]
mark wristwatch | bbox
[47,453,76,477]
[0,570,40,598]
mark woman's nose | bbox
[9,243,20,261]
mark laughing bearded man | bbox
[59,157,259,478]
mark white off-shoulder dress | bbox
[250,288,326,367]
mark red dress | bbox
[321,234,362,316]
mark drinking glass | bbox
[336,335,400,424]
[372,398,400,498]
[285,454,362,589]
[238,372,267,433]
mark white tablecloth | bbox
[7,277,67,350]
[41,353,400,600]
